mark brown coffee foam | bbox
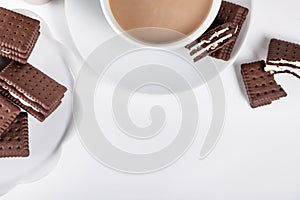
[0,112,29,158]
[109,0,214,43]
[241,61,287,108]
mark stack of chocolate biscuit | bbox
[241,38,300,108]
[0,7,67,157]
[187,1,249,62]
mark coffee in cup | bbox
[109,0,214,44]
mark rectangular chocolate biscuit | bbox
[0,95,20,135]
[0,7,40,64]
[206,1,249,61]
[265,38,300,78]
[0,87,62,122]
[0,60,67,122]
[187,23,238,62]
[241,60,287,108]
[0,56,20,134]
[0,112,29,158]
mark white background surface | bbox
[0,0,300,199]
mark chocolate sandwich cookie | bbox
[0,95,20,135]
[187,23,238,62]
[241,61,287,108]
[205,1,249,61]
[0,60,67,122]
[0,57,20,134]
[265,39,300,78]
[0,112,29,158]
[0,7,40,64]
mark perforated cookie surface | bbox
[267,39,300,64]
[0,61,67,111]
[206,1,249,61]
[241,61,287,108]
[0,112,29,158]
[0,7,40,64]
[0,95,20,135]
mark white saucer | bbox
[65,0,252,71]
[63,1,300,199]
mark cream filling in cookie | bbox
[1,50,11,55]
[192,34,234,60]
[265,64,300,77]
[268,59,300,67]
[10,92,40,113]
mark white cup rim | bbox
[100,0,222,50]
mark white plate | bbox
[65,0,251,171]
[0,11,74,195]
[65,0,252,71]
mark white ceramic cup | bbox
[23,0,51,5]
[100,0,222,49]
